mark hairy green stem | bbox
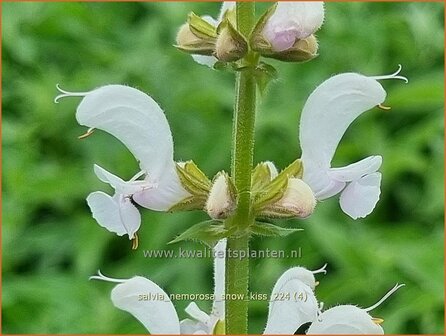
[225,2,256,334]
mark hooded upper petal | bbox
[111,276,181,334]
[263,2,324,52]
[76,85,173,180]
[264,267,319,334]
[300,73,386,190]
[306,305,384,334]
[339,172,382,219]
[86,191,140,239]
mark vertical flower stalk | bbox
[225,2,256,334]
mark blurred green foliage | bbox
[2,1,444,334]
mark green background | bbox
[2,1,444,334]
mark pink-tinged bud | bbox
[260,178,316,219]
[262,2,324,52]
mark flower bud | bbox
[251,2,323,62]
[215,22,248,62]
[262,2,324,52]
[205,172,236,219]
[175,22,216,56]
[260,178,316,218]
[265,34,318,62]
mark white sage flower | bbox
[264,264,327,334]
[299,66,408,219]
[90,239,226,334]
[262,2,324,52]
[55,85,190,242]
[264,266,404,335]
[307,284,405,334]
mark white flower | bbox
[299,66,408,219]
[306,284,405,334]
[262,2,324,52]
[264,264,326,334]
[90,239,226,334]
[191,2,236,68]
[264,266,404,335]
[55,84,190,241]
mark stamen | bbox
[89,270,129,283]
[54,84,91,103]
[371,64,408,83]
[372,317,384,325]
[378,104,391,111]
[314,281,320,286]
[312,263,328,275]
[365,283,405,312]
[132,233,139,250]
[78,128,95,139]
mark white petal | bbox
[218,1,236,22]
[86,191,140,239]
[185,302,210,325]
[76,85,173,179]
[93,164,151,195]
[300,73,386,196]
[264,268,319,334]
[201,15,218,27]
[212,239,226,319]
[307,305,384,334]
[263,2,324,52]
[314,178,346,200]
[340,173,382,219]
[179,319,208,335]
[328,156,382,182]
[111,276,180,334]
[191,54,218,68]
[132,162,190,211]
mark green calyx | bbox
[252,159,303,212]
[169,161,212,212]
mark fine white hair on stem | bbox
[365,283,406,312]
[312,263,328,275]
[371,64,409,83]
[89,270,129,283]
[54,84,91,103]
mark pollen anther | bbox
[78,128,95,139]
[378,104,391,111]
